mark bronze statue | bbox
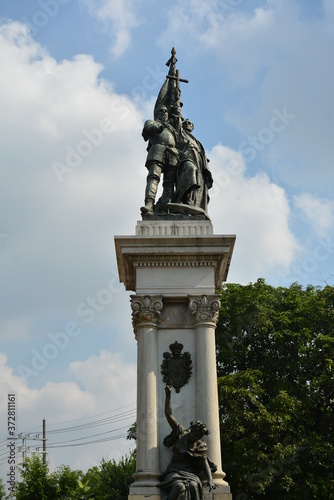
[160,385,218,500]
[174,119,213,213]
[141,49,213,219]
[141,105,178,214]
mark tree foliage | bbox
[127,422,137,442]
[0,479,6,500]
[83,451,135,500]
[216,280,334,499]
[15,454,59,500]
[12,451,135,500]
[53,465,83,499]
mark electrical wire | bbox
[25,403,136,432]
[0,402,136,471]
[46,409,136,434]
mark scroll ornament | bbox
[189,295,220,325]
[131,295,163,328]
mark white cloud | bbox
[209,144,299,284]
[0,20,145,347]
[158,0,278,75]
[80,0,140,57]
[0,18,304,358]
[0,23,143,468]
[294,193,334,238]
[0,351,136,477]
[70,350,136,402]
[158,0,334,194]
[158,0,226,50]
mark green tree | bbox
[216,280,334,499]
[74,479,94,499]
[53,464,83,499]
[14,451,135,500]
[83,451,135,500]
[0,479,6,500]
[126,422,137,442]
[15,454,58,500]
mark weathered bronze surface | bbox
[160,385,218,499]
[141,48,213,220]
[161,341,192,393]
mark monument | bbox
[115,48,235,500]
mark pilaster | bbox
[188,295,229,488]
[129,295,163,496]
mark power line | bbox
[46,409,136,434]
[26,403,136,432]
[47,433,129,449]
[0,403,136,471]
[0,403,136,444]
[47,424,130,447]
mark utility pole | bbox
[42,418,46,465]
[19,423,46,463]
[18,433,27,461]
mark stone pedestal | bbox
[115,219,235,500]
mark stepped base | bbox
[129,489,232,500]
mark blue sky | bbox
[0,0,333,482]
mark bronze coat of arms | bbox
[161,341,192,393]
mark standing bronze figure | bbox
[174,118,213,213]
[141,105,179,214]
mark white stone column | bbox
[189,295,228,487]
[129,295,163,496]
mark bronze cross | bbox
[166,69,189,86]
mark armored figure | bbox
[141,105,178,214]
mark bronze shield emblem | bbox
[161,341,192,393]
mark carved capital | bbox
[130,295,163,330]
[188,295,220,326]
